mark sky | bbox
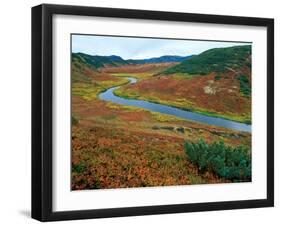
[72,34,250,60]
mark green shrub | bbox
[184,139,251,181]
[72,115,79,125]
[72,163,87,174]
[237,74,251,97]
[214,74,222,81]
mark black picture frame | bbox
[32,3,274,222]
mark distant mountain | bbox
[163,45,251,75]
[72,52,130,70]
[72,52,192,70]
[128,55,192,64]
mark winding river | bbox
[99,77,251,133]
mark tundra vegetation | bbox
[71,45,252,190]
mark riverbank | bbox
[99,76,251,132]
[113,73,251,124]
[114,87,251,125]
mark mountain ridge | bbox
[163,45,251,75]
[72,52,192,70]
[72,52,129,70]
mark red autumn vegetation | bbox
[71,52,251,190]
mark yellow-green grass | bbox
[169,73,197,80]
[110,72,154,80]
[150,112,185,122]
[72,83,104,100]
[72,77,129,101]
[107,104,185,124]
[105,102,145,112]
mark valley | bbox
[71,45,252,190]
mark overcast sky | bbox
[72,34,250,60]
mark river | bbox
[99,77,251,133]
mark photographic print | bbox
[32,4,274,221]
[71,34,252,190]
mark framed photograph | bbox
[32,4,274,221]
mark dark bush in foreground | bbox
[72,115,79,125]
[184,139,251,181]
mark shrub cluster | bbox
[184,139,251,181]
[238,74,251,97]
[214,74,222,81]
[72,115,79,125]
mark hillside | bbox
[114,45,252,123]
[72,52,130,70]
[71,53,176,83]
[164,45,251,75]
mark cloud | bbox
[72,34,250,59]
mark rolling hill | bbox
[113,44,252,123]
[163,45,251,75]
[72,52,130,70]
